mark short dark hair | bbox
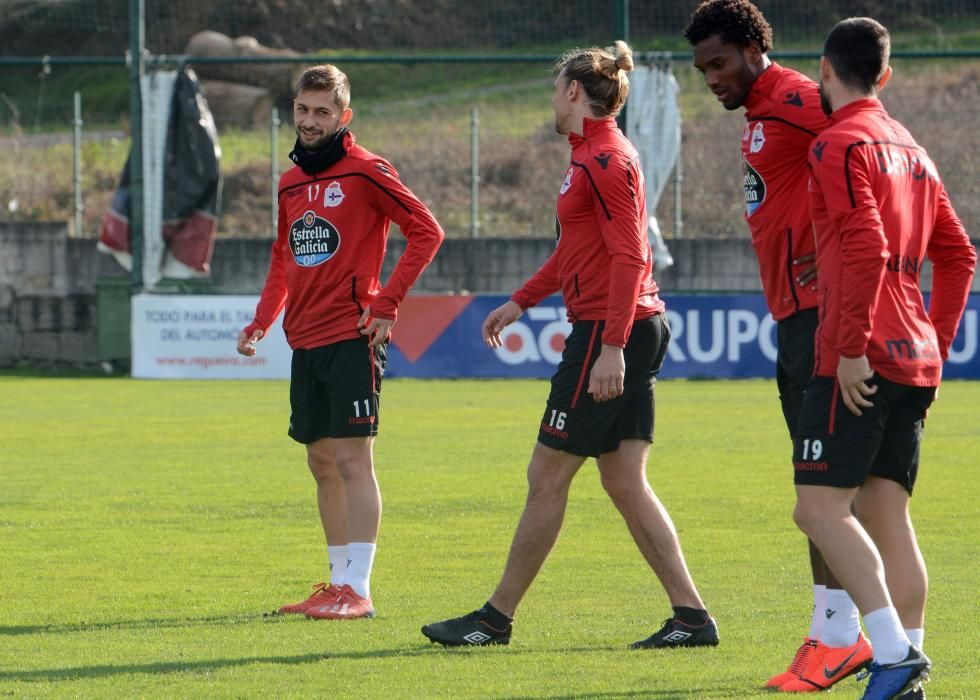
[295,64,351,110]
[683,0,773,52]
[824,18,890,94]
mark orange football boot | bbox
[278,582,342,615]
[780,633,872,692]
[767,638,820,688]
[306,584,374,620]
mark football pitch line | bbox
[1,377,977,698]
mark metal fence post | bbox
[128,0,145,291]
[674,113,684,239]
[72,91,83,238]
[470,105,480,238]
[271,106,280,236]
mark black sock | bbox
[673,606,709,626]
[477,601,513,630]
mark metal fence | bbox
[2,0,979,250]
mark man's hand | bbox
[237,329,264,356]
[588,345,625,402]
[482,301,524,348]
[837,354,877,416]
[794,253,818,289]
[358,306,394,347]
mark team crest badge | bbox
[324,181,345,207]
[559,167,574,195]
[750,123,766,154]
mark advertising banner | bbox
[131,294,291,379]
[385,293,980,380]
[130,293,979,380]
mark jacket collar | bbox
[831,97,885,123]
[743,60,784,113]
[568,116,619,148]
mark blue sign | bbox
[386,294,980,380]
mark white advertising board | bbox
[131,294,291,379]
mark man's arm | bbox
[596,156,647,349]
[811,141,887,415]
[238,203,288,355]
[511,252,561,311]
[927,187,977,361]
[360,160,444,345]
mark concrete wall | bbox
[1,221,977,367]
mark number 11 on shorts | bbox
[353,399,371,417]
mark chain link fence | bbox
[2,1,979,240]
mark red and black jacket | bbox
[244,131,444,350]
[512,117,664,348]
[808,99,976,386]
[742,62,830,321]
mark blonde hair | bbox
[295,64,351,110]
[555,40,634,117]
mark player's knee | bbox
[307,453,340,484]
[599,470,636,506]
[792,500,821,536]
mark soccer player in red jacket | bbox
[793,18,976,700]
[422,41,717,649]
[236,65,444,620]
[684,2,867,690]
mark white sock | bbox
[821,588,861,647]
[327,545,348,587]
[864,607,910,664]
[905,628,924,651]
[808,585,827,640]
[345,542,376,599]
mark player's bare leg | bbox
[305,436,379,619]
[598,440,719,649]
[854,476,927,630]
[278,438,349,615]
[421,443,584,646]
[488,443,586,616]
[307,438,349,550]
[597,439,704,609]
[794,485,892,613]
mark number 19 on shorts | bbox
[801,438,823,460]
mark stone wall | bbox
[1,221,977,367]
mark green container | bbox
[96,277,131,361]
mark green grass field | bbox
[1,377,977,698]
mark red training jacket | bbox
[244,131,444,350]
[742,62,829,321]
[808,98,976,386]
[511,117,664,347]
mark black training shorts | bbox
[537,314,670,458]
[793,374,935,494]
[288,337,387,444]
[776,308,818,439]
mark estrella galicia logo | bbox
[743,160,766,217]
[290,210,341,267]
